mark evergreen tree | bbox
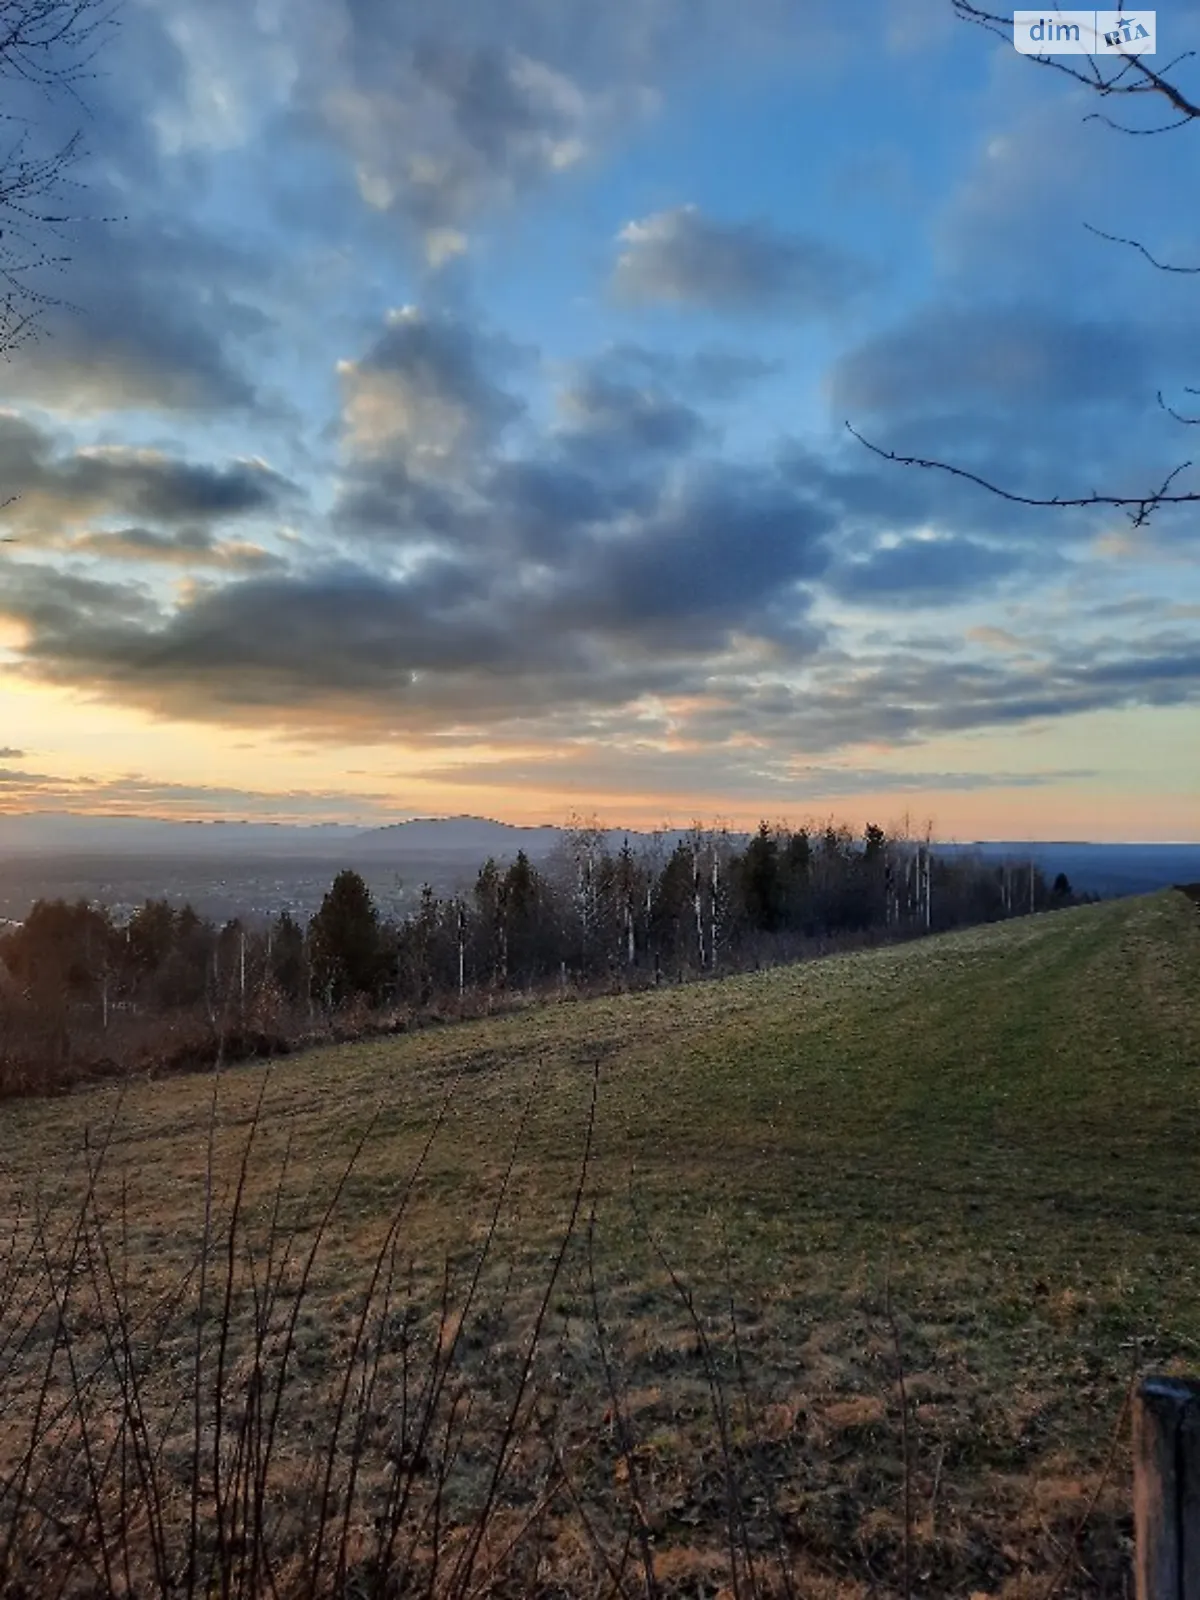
[269,911,307,1003]
[503,851,543,985]
[741,821,783,932]
[309,870,382,1007]
[472,857,506,985]
[781,827,813,932]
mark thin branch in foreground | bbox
[585,1208,660,1600]
[884,1276,913,1600]
[1039,1373,1136,1600]
[1083,221,1200,274]
[445,1058,600,1600]
[1157,389,1200,427]
[845,421,1197,527]
[952,3,1200,124]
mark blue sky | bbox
[0,0,1197,838]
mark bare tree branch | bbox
[952,3,1200,123]
[1082,108,1194,135]
[1083,222,1200,273]
[845,422,1197,529]
[0,0,119,357]
[1157,389,1200,427]
[854,6,1200,526]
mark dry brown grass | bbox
[1,889,1198,1595]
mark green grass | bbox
[3,890,1199,1596]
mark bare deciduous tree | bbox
[0,0,117,358]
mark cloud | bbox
[330,314,753,559]
[0,765,399,821]
[0,767,60,787]
[555,371,708,462]
[0,413,296,536]
[588,342,783,399]
[967,625,1027,653]
[320,38,650,250]
[831,302,1167,419]
[479,457,653,561]
[69,527,286,571]
[132,0,832,260]
[418,745,1095,802]
[613,205,869,314]
[828,535,1027,607]
[672,633,1200,755]
[0,562,160,641]
[554,465,830,645]
[2,220,269,416]
[4,535,1199,779]
[0,749,26,760]
[824,298,1200,540]
[337,306,526,465]
[0,447,835,737]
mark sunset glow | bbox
[1,1,1197,841]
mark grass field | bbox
[2,890,1199,1597]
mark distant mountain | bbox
[0,813,1195,897]
[0,811,672,863]
[346,816,712,862]
[348,815,564,858]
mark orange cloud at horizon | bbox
[1,674,1196,843]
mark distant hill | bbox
[348,815,565,858]
[941,841,1200,898]
[0,812,1196,897]
[0,812,689,863]
[346,815,700,860]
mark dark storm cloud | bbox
[613,205,871,314]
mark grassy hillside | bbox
[2,891,1199,1597]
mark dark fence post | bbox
[1134,1376,1200,1599]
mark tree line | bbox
[0,823,1084,1071]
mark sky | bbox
[0,0,1197,841]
